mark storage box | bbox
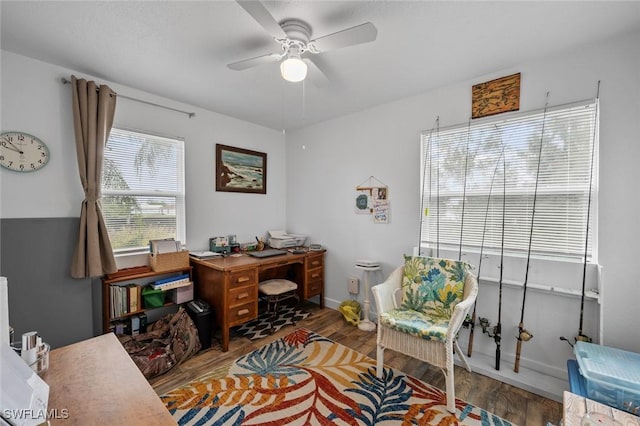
[149,250,189,272]
[567,359,587,397]
[170,283,194,304]
[142,286,166,308]
[574,341,640,414]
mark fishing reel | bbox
[478,317,499,338]
[559,333,592,348]
[518,328,533,342]
[576,334,592,343]
[462,314,473,329]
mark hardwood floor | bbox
[150,302,563,425]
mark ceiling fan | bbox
[228,0,377,85]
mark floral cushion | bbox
[401,255,469,322]
[379,308,449,341]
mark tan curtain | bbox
[70,75,118,278]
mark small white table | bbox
[356,263,381,332]
[563,391,640,426]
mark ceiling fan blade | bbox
[236,0,287,39]
[309,22,377,52]
[228,53,280,70]
[304,58,330,88]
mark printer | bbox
[268,230,307,249]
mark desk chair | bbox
[258,279,299,333]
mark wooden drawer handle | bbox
[311,261,321,266]
[237,309,250,316]
[236,276,250,283]
[311,273,321,279]
[237,292,249,300]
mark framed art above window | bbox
[215,144,267,194]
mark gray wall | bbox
[0,218,94,349]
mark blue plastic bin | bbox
[567,359,587,397]
[574,341,640,415]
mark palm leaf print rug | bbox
[162,328,513,425]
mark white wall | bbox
[0,50,287,253]
[286,30,640,393]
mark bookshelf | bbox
[102,266,193,334]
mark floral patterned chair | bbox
[372,255,478,413]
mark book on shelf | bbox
[152,274,191,290]
[110,313,147,336]
[154,280,192,291]
[131,316,140,336]
[110,284,141,318]
[127,284,139,312]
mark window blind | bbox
[420,101,598,261]
[101,128,186,253]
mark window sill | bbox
[478,276,600,302]
[415,246,602,298]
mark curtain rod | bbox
[61,77,195,119]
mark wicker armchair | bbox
[371,256,478,413]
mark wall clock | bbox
[0,131,50,172]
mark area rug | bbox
[233,306,310,340]
[162,328,513,425]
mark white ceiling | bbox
[2,1,640,131]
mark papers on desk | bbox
[0,344,49,426]
[189,251,221,260]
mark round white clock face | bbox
[0,131,50,172]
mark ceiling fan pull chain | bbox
[281,78,286,134]
[302,79,306,119]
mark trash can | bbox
[186,300,213,350]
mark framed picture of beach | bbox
[215,144,267,194]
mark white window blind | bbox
[101,128,186,253]
[420,101,598,261]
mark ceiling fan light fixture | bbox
[280,54,307,82]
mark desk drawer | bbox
[228,302,257,326]
[228,284,257,307]
[307,254,324,269]
[307,279,323,298]
[229,269,257,287]
[306,268,323,283]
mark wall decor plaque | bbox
[472,73,521,119]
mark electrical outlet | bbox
[348,277,359,294]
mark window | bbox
[101,128,186,254]
[420,101,598,261]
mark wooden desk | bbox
[191,250,325,352]
[563,391,640,426]
[43,333,175,425]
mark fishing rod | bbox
[419,118,439,257]
[458,120,472,262]
[514,92,550,373]
[436,117,440,257]
[494,153,506,370]
[478,141,507,369]
[560,81,600,348]
[468,142,504,358]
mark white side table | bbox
[355,263,381,332]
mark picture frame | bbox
[472,72,521,119]
[215,144,267,194]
